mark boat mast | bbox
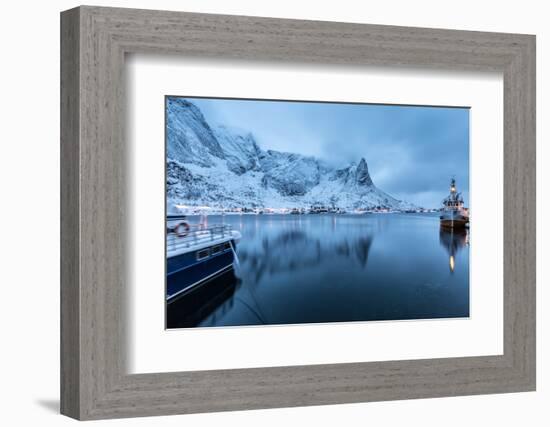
[446,177,457,227]
[450,177,456,195]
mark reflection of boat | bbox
[166,214,241,303]
[440,178,469,228]
[166,269,239,328]
[439,227,468,272]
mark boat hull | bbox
[167,239,237,301]
[440,217,469,228]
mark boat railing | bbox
[166,222,234,253]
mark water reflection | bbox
[439,227,469,273]
[238,230,374,284]
[167,213,470,328]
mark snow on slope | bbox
[166,98,224,166]
[213,125,262,175]
[166,98,414,210]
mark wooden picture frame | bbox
[60,5,536,420]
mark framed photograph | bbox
[61,6,536,420]
[164,96,471,329]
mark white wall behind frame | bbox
[1,1,546,427]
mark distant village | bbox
[171,203,441,216]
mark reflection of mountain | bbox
[238,230,374,284]
[439,228,469,272]
[197,233,375,327]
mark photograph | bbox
[165,96,470,329]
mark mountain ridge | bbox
[166,98,415,211]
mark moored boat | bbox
[166,215,241,303]
[440,178,469,229]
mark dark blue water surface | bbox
[170,213,469,328]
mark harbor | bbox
[166,210,469,328]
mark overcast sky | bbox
[184,97,469,208]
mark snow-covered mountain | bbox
[166,98,414,211]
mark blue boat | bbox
[166,215,241,303]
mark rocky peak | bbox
[214,125,262,175]
[355,158,373,186]
[166,98,225,164]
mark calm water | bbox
[172,213,469,328]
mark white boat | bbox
[440,178,469,229]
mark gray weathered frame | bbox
[61,5,536,420]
